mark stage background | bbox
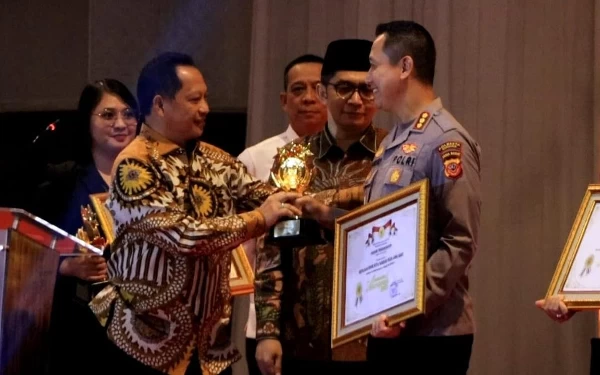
[2,1,600,374]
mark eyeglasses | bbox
[326,82,375,101]
[93,108,138,125]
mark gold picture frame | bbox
[331,179,428,348]
[89,192,254,296]
[230,244,255,296]
[545,184,600,308]
[89,193,116,244]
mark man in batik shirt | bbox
[237,53,327,375]
[89,52,302,375]
[254,39,388,375]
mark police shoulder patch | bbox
[114,158,159,200]
[437,141,463,179]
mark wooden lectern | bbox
[0,208,102,375]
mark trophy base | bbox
[267,216,325,247]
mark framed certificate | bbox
[546,184,600,308]
[89,192,255,296]
[331,179,428,348]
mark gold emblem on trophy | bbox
[76,205,107,251]
[270,143,315,193]
[267,142,323,246]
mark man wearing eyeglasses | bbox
[254,39,387,375]
[236,53,327,375]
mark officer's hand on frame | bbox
[255,339,282,375]
[293,196,334,229]
[535,295,576,323]
[259,192,303,228]
[370,314,405,338]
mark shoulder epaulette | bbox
[412,111,432,132]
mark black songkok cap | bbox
[321,39,372,79]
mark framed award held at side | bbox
[545,184,600,308]
[331,179,429,348]
[87,192,255,296]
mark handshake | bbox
[256,191,334,230]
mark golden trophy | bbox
[267,143,324,246]
[76,205,107,250]
[74,204,110,301]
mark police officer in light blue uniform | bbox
[365,20,481,375]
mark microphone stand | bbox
[32,119,60,144]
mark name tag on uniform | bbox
[393,155,416,167]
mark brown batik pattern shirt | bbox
[89,125,275,375]
[254,124,388,361]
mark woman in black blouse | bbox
[31,79,138,374]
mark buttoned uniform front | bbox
[365,97,481,337]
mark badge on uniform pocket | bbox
[384,166,413,188]
[389,168,402,183]
[401,143,418,154]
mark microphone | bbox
[32,119,60,144]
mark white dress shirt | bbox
[237,124,298,339]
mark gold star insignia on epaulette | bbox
[413,111,431,131]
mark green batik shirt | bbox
[254,124,388,361]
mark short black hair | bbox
[283,54,324,90]
[137,52,197,117]
[375,20,436,86]
[75,78,138,163]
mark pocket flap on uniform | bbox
[383,167,413,187]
